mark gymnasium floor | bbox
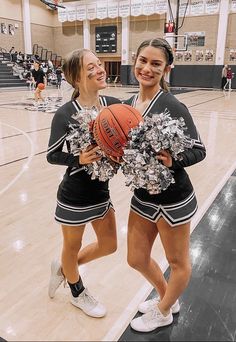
[0,86,236,341]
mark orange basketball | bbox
[37,83,45,91]
[93,104,143,157]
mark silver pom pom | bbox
[121,110,193,194]
[66,108,118,181]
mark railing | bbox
[0,47,11,62]
[32,43,62,67]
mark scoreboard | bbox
[95,26,117,53]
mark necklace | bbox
[77,97,101,112]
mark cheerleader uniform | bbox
[47,95,120,226]
[124,90,206,227]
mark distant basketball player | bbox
[221,64,228,90]
[47,49,120,318]
[31,60,46,104]
[224,66,233,91]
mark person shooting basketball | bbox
[31,60,47,105]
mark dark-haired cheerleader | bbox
[123,38,206,332]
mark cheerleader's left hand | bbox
[156,150,172,167]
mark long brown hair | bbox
[134,38,174,91]
[62,48,94,100]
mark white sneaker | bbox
[138,297,180,314]
[70,288,106,318]
[48,259,66,298]
[130,306,173,332]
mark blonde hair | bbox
[134,38,174,92]
[62,48,94,100]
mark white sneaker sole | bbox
[130,314,173,332]
[139,299,180,314]
[70,298,106,318]
[48,261,64,299]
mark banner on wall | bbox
[196,50,204,61]
[130,0,142,16]
[58,7,68,22]
[205,0,220,14]
[1,23,7,34]
[67,7,77,21]
[97,1,108,19]
[190,0,205,16]
[8,24,15,35]
[175,51,184,62]
[108,2,119,18]
[119,0,130,17]
[184,50,192,62]
[205,49,214,61]
[77,4,86,21]
[178,0,190,17]
[156,0,167,14]
[142,0,156,16]
[229,49,236,61]
[87,2,97,20]
[57,0,224,22]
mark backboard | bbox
[163,35,188,52]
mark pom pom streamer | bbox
[121,110,193,194]
[66,107,119,182]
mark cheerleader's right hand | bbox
[79,145,102,165]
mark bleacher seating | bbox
[0,49,27,88]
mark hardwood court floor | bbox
[119,169,236,341]
[0,86,236,341]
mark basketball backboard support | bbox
[163,35,188,51]
[40,0,65,10]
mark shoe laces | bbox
[81,289,98,306]
[62,278,67,288]
[143,307,161,324]
[56,267,67,288]
[147,297,159,306]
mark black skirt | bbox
[55,169,113,226]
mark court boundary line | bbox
[0,122,35,196]
[102,160,236,341]
[1,127,50,140]
[0,150,46,167]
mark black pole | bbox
[175,0,180,36]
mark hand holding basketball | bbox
[93,104,143,157]
[79,145,102,165]
[37,83,45,91]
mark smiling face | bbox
[134,45,170,89]
[78,51,107,93]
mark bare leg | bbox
[157,218,191,315]
[34,88,44,102]
[224,80,229,90]
[127,210,167,299]
[77,209,117,265]
[61,224,85,283]
[34,88,39,102]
